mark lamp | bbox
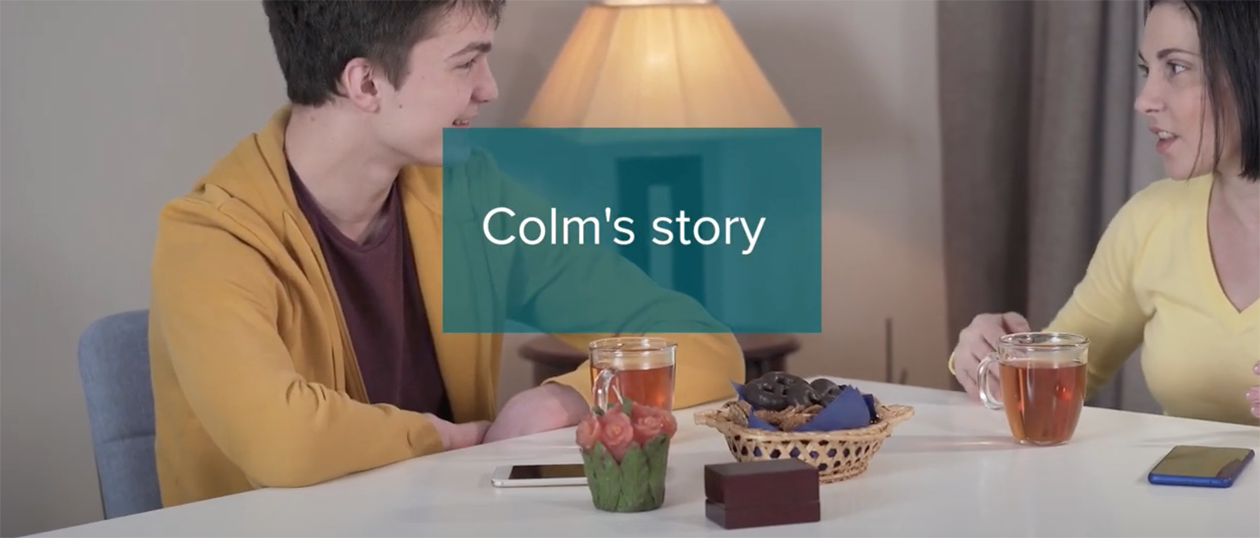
[521,0,795,129]
[520,0,793,316]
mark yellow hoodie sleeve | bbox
[149,196,444,488]
[466,156,744,409]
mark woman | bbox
[949,0,1259,426]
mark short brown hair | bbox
[262,0,506,106]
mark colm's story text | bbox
[482,207,765,255]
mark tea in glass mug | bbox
[976,332,1089,446]
[589,337,677,411]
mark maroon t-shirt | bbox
[288,163,452,420]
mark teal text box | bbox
[441,128,821,334]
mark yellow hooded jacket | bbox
[148,107,744,508]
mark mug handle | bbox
[593,367,621,411]
[976,352,1003,411]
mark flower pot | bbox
[575,399,678,513]
[581,435,670,512]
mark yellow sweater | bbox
[1047,174,1259,426]
[148,107,745,507]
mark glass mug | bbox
[589,337,677,412]
[976,332,1090,446]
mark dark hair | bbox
[262,0,505,107]
[1145,0,1259,182]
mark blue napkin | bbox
[731,380,878,432]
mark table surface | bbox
[37,378,1260,537]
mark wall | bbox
[2,3,289,537]
[0,1,946,536]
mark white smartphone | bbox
[490,463,587,488]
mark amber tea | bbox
[977,332,1089,446]
[997,358,1087,445]
[589,337,676,411]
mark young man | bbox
[147,0,744,508]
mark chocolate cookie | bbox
[744,372,813,411]
[808,378,841,406]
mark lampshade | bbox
[520,0,795,129]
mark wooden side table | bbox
[518,333,802,386]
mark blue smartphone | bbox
[1147,445,1255,488]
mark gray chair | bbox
[77,309,162,519]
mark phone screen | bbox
[1151,446,1254,478]
[508,464,587,480]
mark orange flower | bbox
[631,402,678,441]
[575,413,601,452]
[597,407,635,462]
[631,413,664,446]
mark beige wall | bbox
[0,1,946,536]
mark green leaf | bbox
[617,443,651,512]
[622,399,633,415]
[643,435,670,507]
[583,437,668,512]
[581,448,599,504]
[590,442,621,510]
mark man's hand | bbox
[483,383,591,444]
[425,414,491,450]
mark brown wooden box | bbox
[705,499,821,530]
[703,459,822,529]
[704,459,820,508]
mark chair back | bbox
[77,309,162,518]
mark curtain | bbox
[937,0,1158,409]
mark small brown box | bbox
[704,459,820,508]
[705,499,821,530]
[703,459,822,530]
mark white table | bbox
[35,378,1260,537]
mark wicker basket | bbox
[694,400,914,483]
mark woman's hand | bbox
[950,312,1031,401]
